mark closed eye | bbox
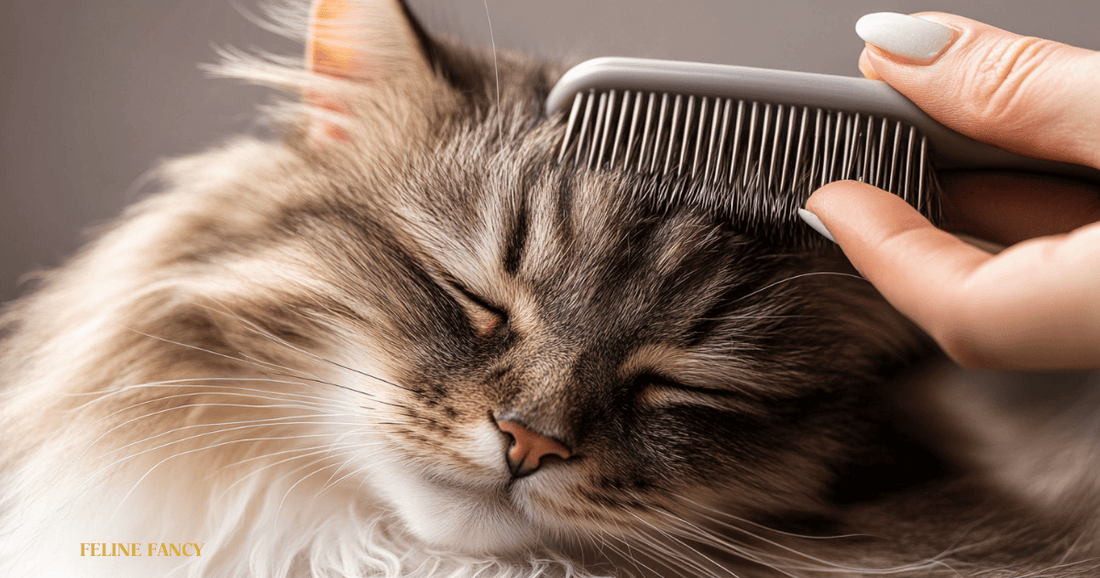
[442,277,508,337]
[633,372,761,413]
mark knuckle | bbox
[958,35,1064,127]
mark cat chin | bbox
[362,424,548,555]
[380,473,544,555]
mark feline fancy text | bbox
[80,542,204,557]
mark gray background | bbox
[3,1,1099,304]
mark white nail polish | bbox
[856,13,955,63]
[797,209,836,244]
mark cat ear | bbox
[305,0,435,143]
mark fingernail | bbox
[797,208,836,244]
[855,13,956,63]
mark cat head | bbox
[20,0,928,559]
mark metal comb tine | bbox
[610,90,629,170]
[639,93,656,173]
[624,91,643,171]
[820,112,831,187]
[703,97,720,182]
[768,104,783,193]
[839,113,850,180]
[713,99,732,184]
[791,107,809,195]
[596,90,615,170]
[574,91,595,167]
[918,135,927,214]
[904,124,916,203]
[759,103,774,193]
[559,92,584,164]
[779,105,796,193]
[651,93,669,174]
[889,120,901,194]
[828,111,843,183]
[587,91,608,171]
[876,117,888,189]
[843,114,856,180]
[810,108,822,190]
[742,101,759,190]
[664,94,683,177]
[728,100,745,185]
[862,115,874,183]
[693,97,710,181]
[677,95,695,177]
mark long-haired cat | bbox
[2,1,1098,576]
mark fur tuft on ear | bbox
[305,0,435,143]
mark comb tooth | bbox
[692,97,710,181]
[587,91,608,170]
[702,97,717,182]
[728,100,745,186]
[840,114,853,180]
[918,135,928,215]
[759,104,773,193]
[791,107,809,196]
[610,90,629,169]
[769,105,785,194]
[713,99,732,184]
[623,91,643,171]
[677,95,695,177]
[880,118,888,190]
[663,94,683,177]
[779,105,796,194]
[828,112,843,183]
[575,91,595,167]
[650,93,669,174]
[742,101,759,191]
[559,92,584,164]
[810,108,822,190]
[862,115,874,183]
[820,112,831,187]
[639,93,656,173]
[595,90,615,170]
[904,124,916,203]
[889,120,902,194]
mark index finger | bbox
[806,180,1100,370]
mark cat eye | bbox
[443,278,508,337]
[633,372,744,407]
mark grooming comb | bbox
[547,58,1100,245]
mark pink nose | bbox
[495,420,572,478]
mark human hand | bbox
[800,12,1100,370]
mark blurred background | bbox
[2,0,1100,304]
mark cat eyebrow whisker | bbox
[730,271,869,305]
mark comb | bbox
[546,58,1100,245]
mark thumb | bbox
[855,12,1100,170]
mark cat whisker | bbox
[193,301,424,398]
[81,400,355,460]
[107,430,368,522]
[217,440,374,501]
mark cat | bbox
[1,1,1098,577]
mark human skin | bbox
[804,12,1100,370]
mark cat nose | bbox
[495,419,572,478]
